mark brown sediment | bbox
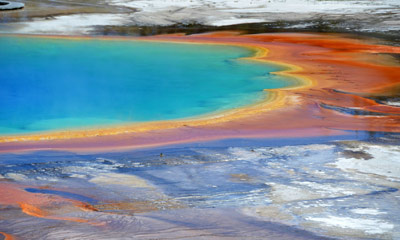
[94,201,159,214]
[0,32,400,153]
[230,173,253,183]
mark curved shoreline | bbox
[0,34,310,142]
[0,32,399,153]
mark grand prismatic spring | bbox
[0,35,291,135]
[0,30,400,240]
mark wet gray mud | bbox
[0,133,399,239]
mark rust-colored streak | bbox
[19,203,47,219]
[0,32,399,153]
[0,182,98,225]
[19,203,89,223]
[0,232,16,240]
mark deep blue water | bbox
[0,36,291,135]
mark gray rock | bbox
[0,1,24,10]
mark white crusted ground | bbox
[333,143,400,180]
[1,0,399,34]
[234,142,400,239]
[106,0,398,26]
[8,14,129,35]
[306,216,394,235]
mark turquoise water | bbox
[0,36,291,135]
